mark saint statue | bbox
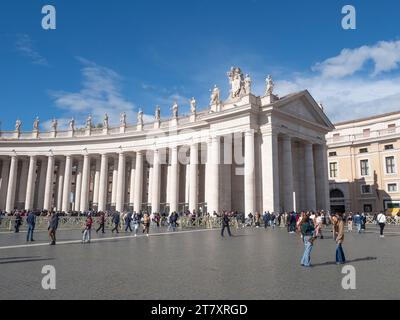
[103,113,109,128]
[155,106,161,121]
[51,118,58,131]
[15,119,21,132]
[244,74,252,94]
[138,109,144,125]
[227,67,245,99]
[210,85,220,105]
[69,118,75,131]
[120,112,126,126]
[266,75,274,96]
[33,117,39,130]
[190,97,197,114]
[172,102,178,118]
[86,115,92,129]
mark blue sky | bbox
[1,0,400,130]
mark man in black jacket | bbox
[221,211,232,237]
[26,211,36,242]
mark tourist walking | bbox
[132,212,140,236]
[347,213,353,232]
[14,212,22,233]
[124,212,133,232]
[143,212,150,236]
[48,212,59,245]
[96,212,106,234]
[300,214,315,267]
[169,212,178,232]
[26,211,36,242]
[263,211,269,229]
[82,214,93,244]
[334,213,346,264]
[270,212,276,229]
[377,212,387,238]
[111,212,120,233]
[221,211,232,237]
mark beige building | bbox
[327,111,400,214]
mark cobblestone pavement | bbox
[0,225,399,300]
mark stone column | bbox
[261,131,280,213]
[244,130,256,216]
[17,159,29,206]
[25,156,37,211]
[129,156,136,208]
[134,151,143,213]
[111,156,118,207]
[116,152,126,213]
[5,155,18,213]
[315,144,330,212]
[74,159,83,211]
[185,164,190,206]
[92,157,101,208]
[151,150,161,213]
[62,155,72,213]
[43,155,55,211]
[208,136,220,214]
[169,146,179,213]
[0,158,11,210]
[98,154,109,212]
[189,143,198,212]
[79,154,90,212]
[36,158,47,210]
[304,142,317,211]
[56,160,65,211]
[282,135,294,212]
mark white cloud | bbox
[15,34,48,66]
[312,40,400,78]
[50,57,142,126]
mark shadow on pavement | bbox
[0,257,54,265]
[312,256,377,267]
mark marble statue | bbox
[15,119,21,132]
[120,112,126,126]
[138,109,144,125]
[210,85,220,105]
[51,119,58,131]
[86,115,92,129]
[244,74,252,94]
[69,118,75,131]
[227,67,245,99]
[266,75,274,96]
[155,106,161,121]
[190,97,197,114]
[33,117,39,130]
[103,113,109,128]
[172,102,178,118]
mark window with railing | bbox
[361,184,372,194]
[388,183,398,193]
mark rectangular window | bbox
[364,204,373,213]
[360,160,369,176]
[386,156,396,174]
[333,133,340,141]
[385,144,394,150]
[359,148,368,154]
[363,129,370,137]
[388,124,396,133]
[329,162,338,178]
[388,183,398,193]
[329,152,337,157]
[361,185,371,194]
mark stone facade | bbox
[0,69,334,215]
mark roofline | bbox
[334,110,400,126]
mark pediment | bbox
[274,91,334,130]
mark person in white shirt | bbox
[377,212,387,238]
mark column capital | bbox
[282,134,292,142]
[244,128,255,136]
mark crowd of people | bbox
[0,208,394,266]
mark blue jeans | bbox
[27,224,35,241]
[357,223,362,233]
[301,236,313,267]
[336,243,346,263]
